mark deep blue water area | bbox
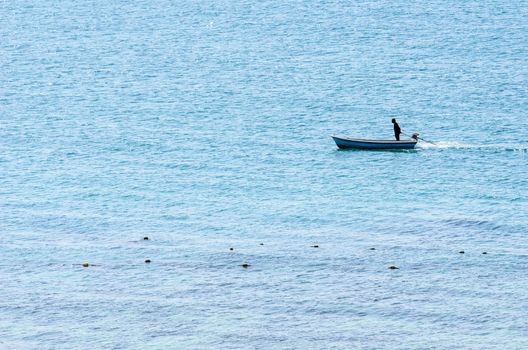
[1,1,527,349]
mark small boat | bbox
[332,133,419,150]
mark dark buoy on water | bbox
[311,245,319,248]
[482,252,487,255]
[388,265,399,270]
[260,243,264,246]
[145,259,151,263]
[459,250,465,254]
[229,247,234,251]
[241,263,250,268]
[370,248,376,251]
[143,236,149,240]
[82,262,89,268]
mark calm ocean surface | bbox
[1,1,527,349]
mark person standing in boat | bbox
[392,118,401,141]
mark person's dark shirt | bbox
[393,122,401,140]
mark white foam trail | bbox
[417,141,469,149]
[417,141,528,152]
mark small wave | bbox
[441,218,503,231]
[417,141,528,152]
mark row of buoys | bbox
[80,237,153,267]
[81,259,151,267]
[231,246,490,271]
[460,250,488,254]
[78,238,489,269]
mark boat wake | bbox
[417,141,528,152]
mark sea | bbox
[1,1,527,349]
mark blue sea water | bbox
[1,0,528,349]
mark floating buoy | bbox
[311,245,319,248]
[143,236,149,240]
[388,265,399,270]
[241,263,250,268]
[482,252,487,255]
[82,262,89,267]
[459,251,465,254]
[229,247,234,251]
[260,243,264,246]
[370,248,376,251]
[145,259,151,263]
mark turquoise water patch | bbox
[1,0,527,349]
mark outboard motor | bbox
[411,133,419,140]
